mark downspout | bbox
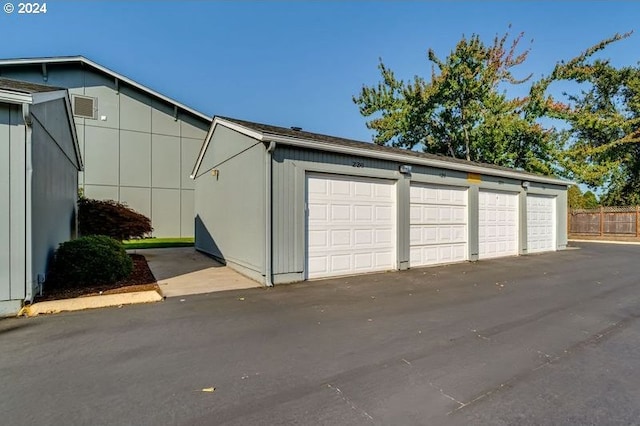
[22,103,34,303]
[265,140,276,287]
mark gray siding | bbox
[272,146,406,283]
[0,103,27,314]
[194,126,266,281]
[30,100,79,294]
[0,64,210,237]
[271,145,570,283]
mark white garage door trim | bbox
[305,173,397,279]
[409,183,468,267]
[479,190,519,259]
[526,194,556,253]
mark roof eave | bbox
[0,89,32,104]
[26,89,83,171]
[262,133,573,187]
[192,118,573,187]
[0,56,212,123]
[190,116,264,178]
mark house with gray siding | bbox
[0,78,82,316]
[192,116,571,286]
[0,56,211,237]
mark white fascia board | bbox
[0,56,212,123]
[30,89,67,104]
[29,89,83,170]
[63,93,83,171]
[190,117,264,178]
[189,118,572,186]
[0,89,32,104]
[264,133,573,187]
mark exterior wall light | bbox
[522,181,530,189]
[399,165,412,174]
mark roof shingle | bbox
[0,77,61,94]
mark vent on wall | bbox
[72,95,97,119]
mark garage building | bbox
[0,56,211,237]
[191,117,570,285]
[0,79,82,315]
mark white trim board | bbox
[191,117,573,187]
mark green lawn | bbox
[123,237,194,250]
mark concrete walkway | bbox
[134,247,261,297]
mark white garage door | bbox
[479,190,519,259]
[527,195,556,253]
[306,173,396,279]
[410,183,468,267]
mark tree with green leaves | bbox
[536,32,640,205]
[567,185,599,209]
[583,191,599,209]
[353,29,560,175]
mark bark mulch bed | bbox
[34,254,160,302]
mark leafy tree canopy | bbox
[568,185,600,209]
[536,32,640,206]
[353,28,560,175]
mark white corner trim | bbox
[63,93,84,171]
[0,89,32,104]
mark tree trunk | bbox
[463,125,471,161]
[459,93,471,161]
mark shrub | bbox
[78,198,153,241]
[47,235,133,289]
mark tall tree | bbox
[354,29,560,174]
[538,32,640,205]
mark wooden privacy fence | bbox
[569,206,640,237]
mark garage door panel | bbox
[308,229,328,247]
[479,190,519,259]
[308,203,328,221]
[375,205,393,222]
[411,204,466,225]
[331,255,351,272]
[410,243,467,266]
[374,184,393,199]
[330,204,350,221]
[354,253,373,270]
[308,256,328,275]
[330,230,350,247]
[354,205,372,221]
[527,195,556,253]
[353,229,373,246]
[331,180,350,196]
[307,174,396,279]
[410,183,468,268]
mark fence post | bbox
[568,209,571,236]
[636,205,639,238]
[600,206,604,236]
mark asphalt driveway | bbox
[2,242,640,425]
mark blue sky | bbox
[1,1,638,142]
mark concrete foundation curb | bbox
[19,290,163,317]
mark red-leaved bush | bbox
[78,198,153,241]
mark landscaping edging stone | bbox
[18,290,164,317]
